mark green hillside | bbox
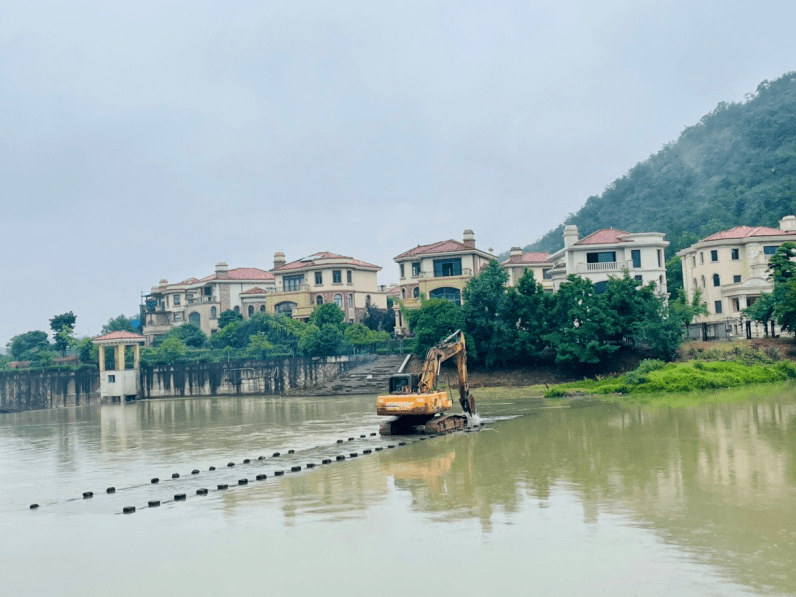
[528,72,796,256]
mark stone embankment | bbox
[301,354,407,395]
[0,368,98,412]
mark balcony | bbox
[576,261,632,273]
[416,268,473,279]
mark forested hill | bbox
[527,72,796,256]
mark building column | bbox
[98,346,106,372]
[116,344,125,371]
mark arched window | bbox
[713,274,720,287]
[348,294,353,307]
[248,305,254,316]
[334,294,343,307]
[234,305,240,313]
[366,295,371,307]
[413,287,420,298]
[275,301,297,316]
[210,306,217,319]
[401,288,406,299]
[593,281,608,295]
[429,287,461,305]
[316,295,324,305]
[189,312,200,327]
[259,305,266,312]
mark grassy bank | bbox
[543,359,796,397]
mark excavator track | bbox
[379,414,470,436]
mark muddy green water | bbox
[1,383,795,596]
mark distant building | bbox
[393,229,497,334]
[141,262,275,344]
[547,225,669,295]
[501,248,553,291]
[269,251,387,323]
[677,215,796,339]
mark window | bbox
[260,305,265,312]
[700,252,704,264]
[657,249,662,268]
[174,295,181,305]
[713,274,720,287]
[746,296,758,307]
[248,305,254,316]
[413,287,420,298]
[714,300,723,314]
[401,288,406,299]
[366,295,371,307]
[692,256,696,267]
[315,272,323,285]
[411,262,421,276]
[764,245,778,255]
[731,248,740,260]
[108,375,116,383]
[204,286,213,297]
[400,264,405,278]
[187,293,195,304]
[631,250,641,268]
[593,281,609,295]
[334,294,343,307]
[346,270,352,284]
[189,312,200,327]
[543,269,552,280]
[732,298,740,312]
[210,306,217,319]
[174,313,183,322]
[733,275,741,283]
[348,294,353,308]
[710,250,718,262]
[333,270,342,284]
[234,306,240,313]
[316,295,323,305]
[284,274,304,292]
[634,275,643,282]
[429,287,461,305]
[433,258,462,277]
[586,251,616,263]
[275,301,296,315]
[701,276,705,287]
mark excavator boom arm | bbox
[417,330,473,415]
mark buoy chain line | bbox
[29,430,435,513]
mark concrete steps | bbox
[307,354,406,396]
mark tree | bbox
[406,299,466,358]
[75,337,98,365]
[361,302,395,334]
[101,315,136,335]
[501,269,551,362]
[50,312,77,356]
[309,303,345,328]
[219,309,243,329]
[246,333,275,359]
[7,331,50,360]
[462,261,513,367]
[156,336,186,362]
[300,324,342,357]
[344,323,388,351]
[162,324,207,348]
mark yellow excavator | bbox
[377,330,476,435]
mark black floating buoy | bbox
[149,500,161,507]
[336,439,344,444]
[258,456,265,460]
[191,469,199,475]
[123,506,136,514]
[370,432,377,436]
[256,474,267,481]
[348,438,354,441]
[30,504,39,510]
[243,459,251,464]
[387,445,395,449]
[197,488,208,495]
[419,437,427,441]
[274,470,284,476]
[306,463,315,468]
[272,452,281,457]
[322,459,331,464]
[336,455,345,461]
[83,491,93,499]
[350,453,358,458]
[291,466,301,472]
[287,449,294,454]
[151,478,159,484]
[218,484,228,490]
[375,447,383,451]
[363,449,372,454]
[172,473,180,479]
[398,442,407,446]
[209,466,216,471]
[227,462,235,468]
[175,493,186,501]
[360,434,366,438]
[106,487,116,494]
[238,479,248,485]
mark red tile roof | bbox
[501,252,551,265]
[273,252,380,272]
[240,286,270,295]
[701,226,796,241]
[93,331,146,342]
[574,228,632,246]
[395,239,473,259]
[200,268,275,282]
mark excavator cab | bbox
[388,373,420,394]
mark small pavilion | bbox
[92,331,146,403]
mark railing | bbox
[416,268,473,279]
[577,261,632,273]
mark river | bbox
[1,383,795,596]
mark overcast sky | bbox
[2,0,795,346]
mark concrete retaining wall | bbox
[0,368,99,412]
